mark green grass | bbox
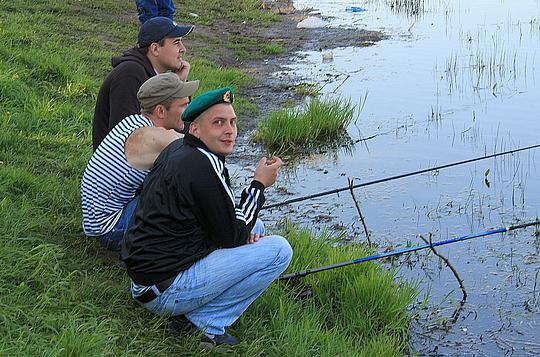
[0,219,416,356]
[175,0,278,26]
[293,82,322,96]
[253,97,356,152]
[0,0,414,355]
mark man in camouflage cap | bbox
[122,87,292,350]
[81,73,198,251]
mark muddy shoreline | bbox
[243,10,383,132]
[204,8,386,165]
[189,7,384,135]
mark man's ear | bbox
[148,42,160,57]
[152,104,166,123]
[188,121,197,137]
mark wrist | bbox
[251,180,265,190]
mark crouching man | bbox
[121,87,292,349]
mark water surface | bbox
[257,0,540,355]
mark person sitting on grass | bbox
[81,73,198,251]
[135,0,175,24]
[92,16,193,151]
[121,87,293,350]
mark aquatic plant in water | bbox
[253,97,356,152]
[387,0,425,18]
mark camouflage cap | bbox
[137,72,199,110]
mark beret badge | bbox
[223,91,232,103]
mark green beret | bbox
[182,87,234,122]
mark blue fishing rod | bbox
[281,220,540,280]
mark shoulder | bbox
[103,115,151,146]
[161,144,214,178]
[110,61,149,82]
[117,114,153,131]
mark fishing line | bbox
[264,143,540,210]
[280,220,540,280]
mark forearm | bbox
[237,180,266,232]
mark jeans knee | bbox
[268,235,293,268]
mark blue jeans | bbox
[135,235,293,335]
[97,196,139,251]
[135,0,175,24]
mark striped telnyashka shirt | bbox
[81,114,153,236]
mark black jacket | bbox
[92,47,155,151]
[121,134,266,285]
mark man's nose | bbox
[224,121,234,133]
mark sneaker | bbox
[200,332,239,352]
[168,315,198,336]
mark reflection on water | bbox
[262,0,540,355]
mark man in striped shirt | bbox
[81,72,199,251]
[121,87,292,350]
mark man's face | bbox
[156,37,186,71]
[163,97,190,132]
[190,103,237,156]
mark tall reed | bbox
[253,97,355,152]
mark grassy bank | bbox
[0,0,414,355]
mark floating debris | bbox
[297,16,327,29]
[322,51,334,62]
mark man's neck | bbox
[146,54,164,74]
[141,113,159,127]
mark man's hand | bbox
[247,232,262,244]
[253,156,283,188]
[247,218,265,244]
[174,60,191,81]
[166,128,183,140]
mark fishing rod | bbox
[264,143,540,210]
[281,220,540,281]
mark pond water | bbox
[245,0,540,355]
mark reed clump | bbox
[253,97,355,152]
[387,0,425,18]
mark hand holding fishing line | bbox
[265,156,278,165]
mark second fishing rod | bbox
[263,143,540,210]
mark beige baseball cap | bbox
[137,72,199,110]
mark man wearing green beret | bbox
[81,73,198,251]
[121,87,293,350]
